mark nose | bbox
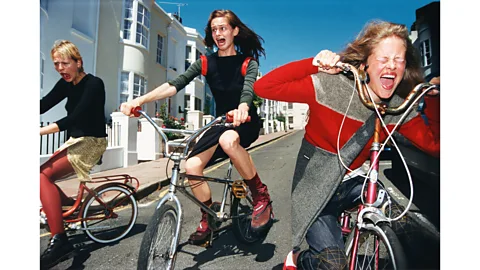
[386,59,396,70]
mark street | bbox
[41,130,439,269]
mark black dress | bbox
[187,53,261,166]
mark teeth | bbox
[382,74,395,79]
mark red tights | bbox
[40,149,75,236]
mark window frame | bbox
[121,0,151,50]
[420,39,432,67]
[156,34,164,65]
[119,71,148,110]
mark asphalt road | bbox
[40,130,440,269]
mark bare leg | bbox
[184,144,218,203]
[218,130,256,179]
[218,130,273,231]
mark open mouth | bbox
[61,73,71,81]
[216,38,226,47]
[380,74,395,90]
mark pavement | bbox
[56,130,296,202]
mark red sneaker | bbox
[188,211,212,246]
[251,184,274,232]
[283,251,297,270]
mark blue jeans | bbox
[297,177,363,270]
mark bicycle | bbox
[131,107,267,270]
[333,63,439,270]
[40,174,139,244]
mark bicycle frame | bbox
[133,107,250,257]
[40,174,139,227]
[335,63,439,270]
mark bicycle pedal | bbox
[232,180,247,198]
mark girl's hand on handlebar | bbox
[427,76,440,96]
[312,50,343,74]
[120,100,140,117]
[228,103,250,127]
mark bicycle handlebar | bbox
[130,106,251,158]
[335,62,439,115]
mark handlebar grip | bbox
[131,106,142,117]
[226,115,251,123]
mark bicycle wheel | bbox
[345,224,407,270]
[82,184,138,244]
[138,204,179,270]
[231,192,265,244]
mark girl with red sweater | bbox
[254,20,439,270]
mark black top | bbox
[40,74,107,138]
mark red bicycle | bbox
[40,174,139,244]
[335,63,439,269]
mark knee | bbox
[218,134,240,154]
[185,158,203,174]
[297,247,347,270]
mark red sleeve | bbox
[397,95,440,158]
[254,57,318,104]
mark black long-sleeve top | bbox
[40,74,107,138]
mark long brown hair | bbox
[204,10,266,64]
[340,20,424,97]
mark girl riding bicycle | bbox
[120,9,273,246]
[40,40,107,269]
[254,20,440,270]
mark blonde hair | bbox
[340,20,424,97]
[50,40,84,73]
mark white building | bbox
[39,0,208,166]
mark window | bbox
[420,39,432,67]
[185,45,192,70]
[136,4,150,47]
[288,116,294,124]
[184,94,191,110]
[195,97,201,111]
[156,35,164,65]
[122,0,150,48]
[288,103,293,109]
[119,71,147,110]
[120,72,130,103]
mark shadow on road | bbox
[180,222,278,269]
[50,223,147,270]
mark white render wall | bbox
[40,0,100,124]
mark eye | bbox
[376,57,388,64]
[395,58,405,63]
[221,26,226,31]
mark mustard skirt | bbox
[56,136,107,181]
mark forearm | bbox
[135,82,177,106]
[40,123,60,136]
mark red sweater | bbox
[254,57,440,170]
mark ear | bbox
[233,26,239,37]
[359,63,366,71]
[77,60,82,69]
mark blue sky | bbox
[156,0,439,75]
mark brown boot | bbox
[188,210,212,246]
[250,184,274,232]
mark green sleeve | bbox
[239,59,258,106]
[168,59,202,92]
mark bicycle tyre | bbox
[137,204,179,270]
[231,192,265,244]
[82,184,138,244]
[345,224,407,270]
